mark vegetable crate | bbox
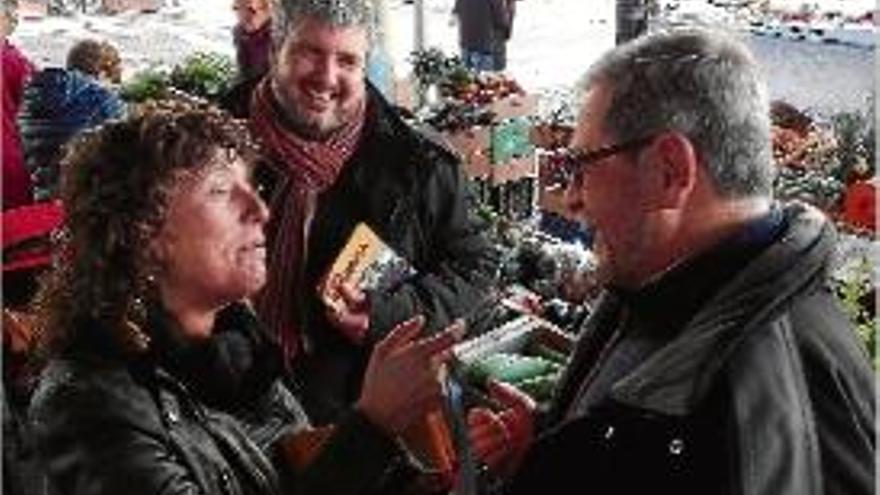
[453,315,574,404]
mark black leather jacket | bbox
[29,304,402,495]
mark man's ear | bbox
[645,131,698,209]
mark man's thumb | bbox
[487,379,535,412]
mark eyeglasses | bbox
[555,134,656,188]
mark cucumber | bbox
[526,342,568,365]
[512,373,560,402]
[466,353,560,385]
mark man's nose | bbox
[312,57,338,86]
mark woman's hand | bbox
[467,380,535,479]
[356,316,464,435]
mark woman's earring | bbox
[124,320,151,352]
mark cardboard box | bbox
[463,148,492,180]
[453,315,574,366]
[443,126,491,158]
[538,185,577,221]
[487,93,539,121]
[442,127,492,180]
[491,155,537,184]
[491,118,534,165]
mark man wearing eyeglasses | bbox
[468,28,875,494]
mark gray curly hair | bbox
[580,28,775,199]
[269,0,377,53]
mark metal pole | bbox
[413,0,427,107]
[414,0,425,53]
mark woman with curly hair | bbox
[29,99,459,495]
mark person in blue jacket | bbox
[18,38,125,201]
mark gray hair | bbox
[269,0,376,53]
[580,28,774,198]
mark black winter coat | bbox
[257,86,498,424]
[29,304,403,495]
[508,202,875,494]
[453,0,513,53]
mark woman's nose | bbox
[244,188,270,224]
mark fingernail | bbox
[405,314,425,327]
[450,318,467,340]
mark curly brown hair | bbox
[34,98,259,357]
[66,39,122,83]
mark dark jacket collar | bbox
[345,83,458,193]
[615,206,785,340]
[607,202,833,415]
[145,302,284,412]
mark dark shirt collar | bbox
[614,207,786,338]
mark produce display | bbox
[424,101,494,133]
[454,315,573,404]
[120,51,235,103]
[445,72,525,107]
[465,352,562,402]
[410,48,525,106]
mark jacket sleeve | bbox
[367,150,500,338]
[726,302,875,495]
[29,365,204,495]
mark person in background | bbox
[452,0,513,72]
[221,0,271,118]
[2,0,36,210]
[232,0,272,83]
[2,201,62,495]
[18,38,125,201]
[66,38,123,84]
[468,28,875,494]
[491,0,516,71]
[245,0,498,426]
[28,99,461,495]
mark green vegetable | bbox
[169,52,235,102]
[526,342,568,365]
[512,372,560,402]
[120,68,170,103]
[466,353,560,385]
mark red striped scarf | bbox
[250,79,364,365]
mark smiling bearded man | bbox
[243,0,499,426]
